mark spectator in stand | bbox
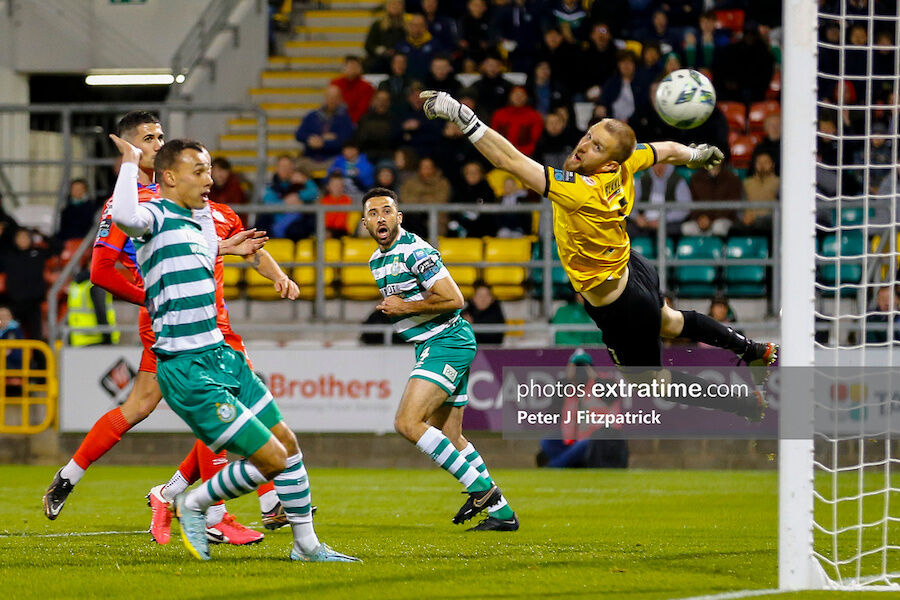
[496,176,532,237]
[536,27,579,102]
[589,0,629,38]
[752,113,782,175]
[450,161,498,237]
[526,60,571,116]
[462,281,506,345]
[845,23,869,99]
[491,0,542,72]
[547,0,589,44]
[596,50,641,122]
[637,9,681,54]
[395,13,443,81]
[364,0,407,73]
[0,193,18,255]
[472,55,512,121]
[399,157,452,236]
[328,142,376,200]
[321,173,354,238]
[374,160,399,191]
[634,42,665,96]
[873,29,896,102]
[0,305,23,365]
[663,0,704,30]
[628,80,678,143]
[392,82,444,157]
[330,56,375,124]
[262,155,319,241]
[682,10,731,74]
[662,52,683,75]
[737,150,779,235]
[491,86,544,157]
[534,111,579,168]
[295,85,355,172]
[817,22,841,101]
[379,53,414,109]
[423,54,463,97]
[709,295,736,325]
[421,0,459,51]
[354,89,395,164]
[684,162,741,237]
[715,23,775,104]
[552,291,602,346]
[433,119,490,190]
[632,162,692,237]
[209,157,247,211]
[457,0,494,65]
[866,286,900,344]
[393,146,419,188]
[1,228,56,340]
[57,178,101,242]
[854,122,893,194]
[583,23,618,102]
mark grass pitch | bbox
[0,466,881,599]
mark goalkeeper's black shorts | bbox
[582,250,665,368]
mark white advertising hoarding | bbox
[60,346,414,433]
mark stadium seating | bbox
[766,69,781,100]
[340,237,380,300]
[748,100,781,134]
[724,236,768,297]
[715,9,745,34]
[718,101,747,133]
[730,134,757,170]
[222,254,244,300]
[292,238,339,299]
[246,238,295,301]
[630,236,656,259]
[673,236,723,297]
[868,233,900,281]
[531,240,571,299]
[819,231,864,295]
[484,238,532,300]
[60,238,84,265]
[831,205,872,226]
[438,237,482,298]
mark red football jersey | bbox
[209,201,244,323]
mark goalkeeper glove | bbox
[420,90,486,143]
[686,143,724,170]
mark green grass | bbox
[0,466,887,599]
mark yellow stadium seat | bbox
[870,234,900,281]
[292,238,339,299]
[340,237,380,300]
[485,168,524,198]
[246,239,294,286]
[223,286,241,301]
[623,39,643,58]
[438,237,483,298]
[484,237,532,300]
[223,254,244,287]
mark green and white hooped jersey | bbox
[133,198,223,356]
[369,229,459,343]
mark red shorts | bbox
[138,308,251,373]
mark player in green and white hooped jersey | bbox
[362,187,519,531]
[109,134,359,563]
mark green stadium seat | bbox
[674,236,723,297]
[630,236,656,259]
[830,205,873,226]
[531,240,572,299]
[818,231,863,296]
[724,236,768,297]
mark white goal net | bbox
[802,0,900,589]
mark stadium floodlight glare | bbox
[85,70,175,86]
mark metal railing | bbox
[0,340,58,434]
[170,0,243,82]
[51,199,781,347]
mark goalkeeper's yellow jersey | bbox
[543,143,657,292]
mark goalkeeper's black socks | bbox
[679,310,750,355]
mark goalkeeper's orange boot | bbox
[146,484,173,545]
[206,513,264,545]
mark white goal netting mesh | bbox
[813,0,900,588]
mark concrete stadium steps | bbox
[316,0,381,10]
[294,25,368,42]
[304,9,375,28]
[212,148,289,166]
[284,40,364,58]
[267,56,346,71]
[250,87,324,104]
[227,117,300,134]
[232,164,275,176]
[219,132,297,151]
[261,70,342,88]
[258,102,319,118]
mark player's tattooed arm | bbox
[377,276,464,316]
[245,248,300,300]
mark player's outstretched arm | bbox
[245,249,300,300]
[377,276,464,317]
[420,90,546,193]
[650,141,723,170]
[219,229,268,256]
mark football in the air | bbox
[654,69,717,129]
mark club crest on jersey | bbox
[554,170,577,183]
[216,403,236,423]
[390,257,402,276]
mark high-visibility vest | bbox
[67,280,119,346]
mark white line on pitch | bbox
[671,590,782,600]
[0,530,147,538]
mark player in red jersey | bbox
[43,112,298,545]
